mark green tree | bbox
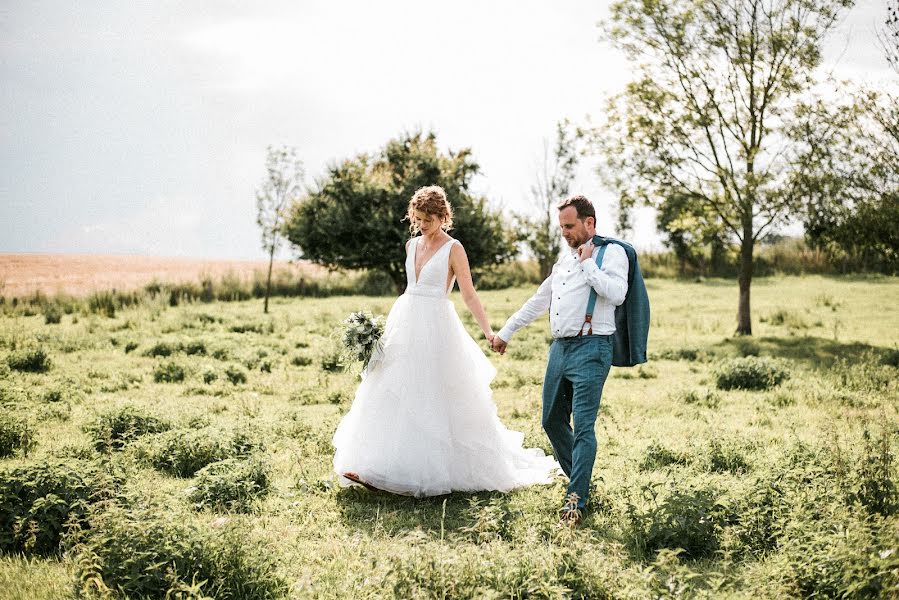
[256,146,304,314]
[591,0,852,334]
[656,193,729,276]
[882,0,899,74]
[793,86,899,274]
[282,131,513,293]
[518,120,580,280]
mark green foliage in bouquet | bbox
[341,311,386,371]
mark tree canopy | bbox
[591,0,853,334]
[793,86,899,274]
[283,131,513,292]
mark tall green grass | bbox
[0,275,896,598]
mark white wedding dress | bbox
[332,236,559,497]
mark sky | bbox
[1,1,894,260]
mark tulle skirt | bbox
[332,292,559,497]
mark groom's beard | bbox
[565,234,589,248]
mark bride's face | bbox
[414,210,441,235]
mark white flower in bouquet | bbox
[341,311,386,372]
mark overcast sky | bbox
[1,1,893,260]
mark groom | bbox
[492,195,629,525]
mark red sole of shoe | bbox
[342,472,383,492]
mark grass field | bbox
[0,275,897,598]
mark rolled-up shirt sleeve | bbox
[496,265,555,342]
[579,243,628,306]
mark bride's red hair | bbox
[406,185,453,234]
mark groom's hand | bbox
[577,240,595,262]
[492,335,508,355]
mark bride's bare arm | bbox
[449,243,493,340]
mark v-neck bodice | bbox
[405,236,457,297]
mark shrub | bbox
[87,291,117,318]
[184,340,207,356]
[202,368,218,384]
[848,427,898,516]
[230,322,273,334]
[7,347,51,373]
[640,442,690,471]
[138,427,262,477]
[0,415,36,458]
[0,460,97,555]
[187,458,270,512]
[715,357,790,391]
[472,260,541,290]
[730,474,792,557]
[762,309,808,329]
[143,341,179,357]
[776,511,899,598]
[670,388,721,409]
[881,347,899,368]
[627,485,733,560]
[153,361,186,383]
[84,406,171,452]
[44,306,62,324]
[123,341,138,353]
[703,438,751,474]
[320,349,343,373]
[73,503,286,599]
[224,365,247,385]
[42,387,64,403]
[291,354,312,367]
[655,347,711,362]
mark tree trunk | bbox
[264,247,274,314]
[540,257,554,281]
[736,234,754,335]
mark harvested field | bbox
[0,253,325,298]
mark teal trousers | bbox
[541,334,613,509]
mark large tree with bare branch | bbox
[592,0,853,334]
[518,120,580,280]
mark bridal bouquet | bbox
[341,310,386,372]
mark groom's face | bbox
[559,206,592,248]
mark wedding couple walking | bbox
[332,185,648,526]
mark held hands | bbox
[576,239,595,263]
[491,334,508,355]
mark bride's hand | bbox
[486,332,495,344]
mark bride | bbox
[332,185,559,497]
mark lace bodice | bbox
[405,236,458,298]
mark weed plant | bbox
[187,457,270,512]
[84,406,171,452]
[137,427,262,477]
[0,415,35,458]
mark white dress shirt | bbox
[497,242,629,340]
